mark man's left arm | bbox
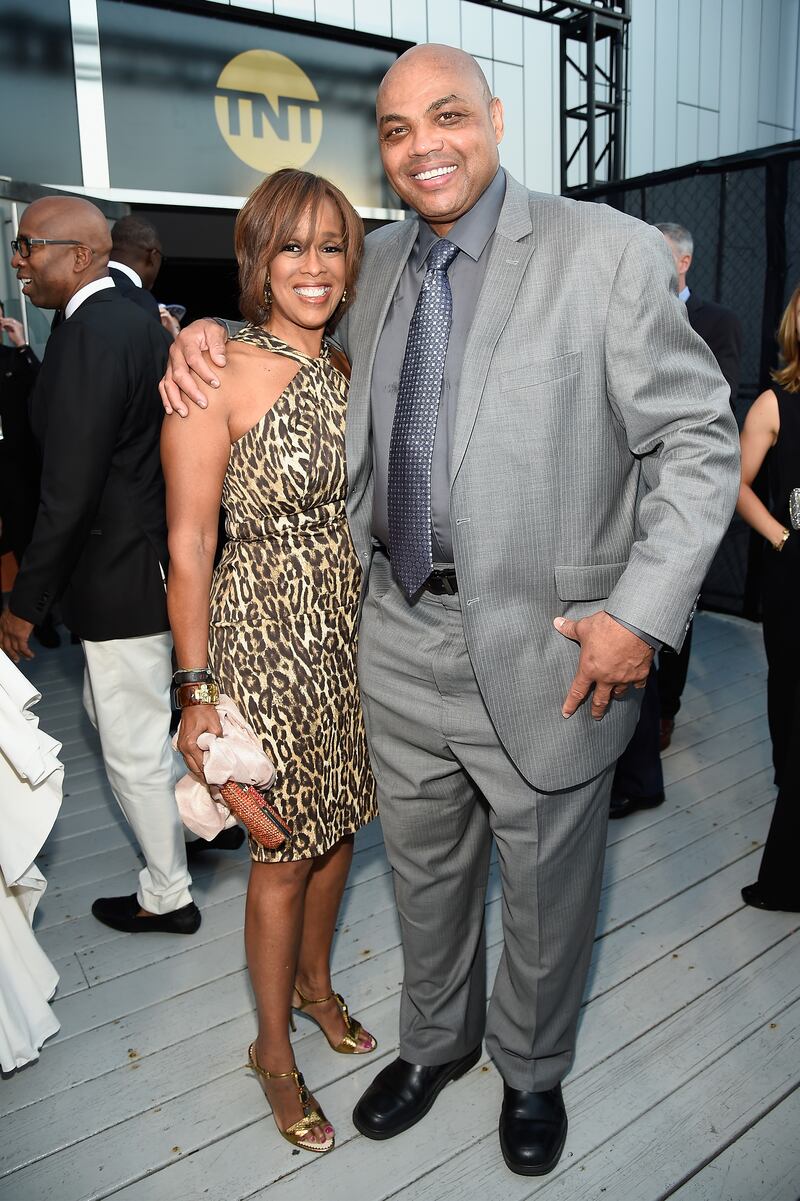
[604,223,740,648]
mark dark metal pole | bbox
[560,24,569,193]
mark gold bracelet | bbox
[773,528,790,552]
[175,681,220,708]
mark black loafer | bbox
[609,790,665,819]
[91,893,202,934]
[353,1047,482,1139]
[186,826,245,856]
[499,1082,568,1176]
[741,883,800,913]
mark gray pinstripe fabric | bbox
[340,172,740,794]
[337,170,739,1085]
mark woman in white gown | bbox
[0,650,63,1072]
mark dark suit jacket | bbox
[109,266,163,323]
[0,343,41,557]
[686,293,743,407]
[11,288,171,641]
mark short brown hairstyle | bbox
[771,282,800,394]
[235,168,364,330]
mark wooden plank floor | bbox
[2,613,798,1201]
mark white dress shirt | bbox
[64,276,116,320]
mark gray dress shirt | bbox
[370,168,506,564]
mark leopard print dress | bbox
[208,325,376,862]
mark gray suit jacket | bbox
[340,173,740,791]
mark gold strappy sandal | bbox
[290,986,377,1054]
[247,1042,334,1154]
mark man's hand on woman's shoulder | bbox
[160,318,230,417]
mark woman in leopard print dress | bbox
[162,170,377,1155]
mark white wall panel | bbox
[776,0,799,129]
[627,0,656,176]
[493,8,523,65]
[354,0,390,37]
[697,106,719,159]
[427,0,459,46]
[494,62,524,182]
[757,121,794,147]
[273,0,315,19]
[718,0,743,155]
[460,1,492,57]
[739,0,763,150]
[758,0,781,125]
[391,0,426,43]
[653,0,679,172]
[676,101,699,166]
[677,0,701,105]
[698,0,722,111]
[522,16,556,194]
[314,0,353,28]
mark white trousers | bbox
[82,632,193,914]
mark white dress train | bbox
[0,651,64,1073]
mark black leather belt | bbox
[374,543,458,595]
[422,567,458,595]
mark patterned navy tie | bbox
[387,238,460,597]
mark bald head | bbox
[375,43,503,234]
[377,44,492,110]
[12,196,111,311]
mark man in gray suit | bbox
[163,45,739,1176]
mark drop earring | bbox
[339,288,347,306]
[263,276,272,319]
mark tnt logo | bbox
[214,50,322,172]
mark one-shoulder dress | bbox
[208,326,376,862]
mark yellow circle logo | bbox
[214,50,323,172]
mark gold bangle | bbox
[175,681,220,708]
[773,528,790,552]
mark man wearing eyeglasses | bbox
[1,195,200,936]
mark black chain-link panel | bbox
[785,159,800,304]
[719,166,766,410]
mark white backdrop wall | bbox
[210,0,800,195]
[628,0,800,176]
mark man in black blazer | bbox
[1,195,200,934]
[611,222,743,816]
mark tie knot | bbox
[426,238,459,274]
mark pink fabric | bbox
[174,695,276,840]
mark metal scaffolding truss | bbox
[466,1,631,194]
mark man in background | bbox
[1,195,200,935]
[110,214,180,340]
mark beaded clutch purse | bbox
[789,487,800,531]
[218,781,292,850]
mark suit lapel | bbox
[346,219,417,504]
[450,175,535,484]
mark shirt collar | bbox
[679,285,691,303]
[64,276,116,320]
[109,260,142,288]
[413,167,507,269]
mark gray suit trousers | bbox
[358,552,613,1092]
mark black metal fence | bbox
[583,141,800,618]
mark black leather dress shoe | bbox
[186,826,246,856]
[91,894,202,934]
[609,790,665,819]
[499,1082,568,1176]
[352,1047,482,1139]
[741,883,800,913]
